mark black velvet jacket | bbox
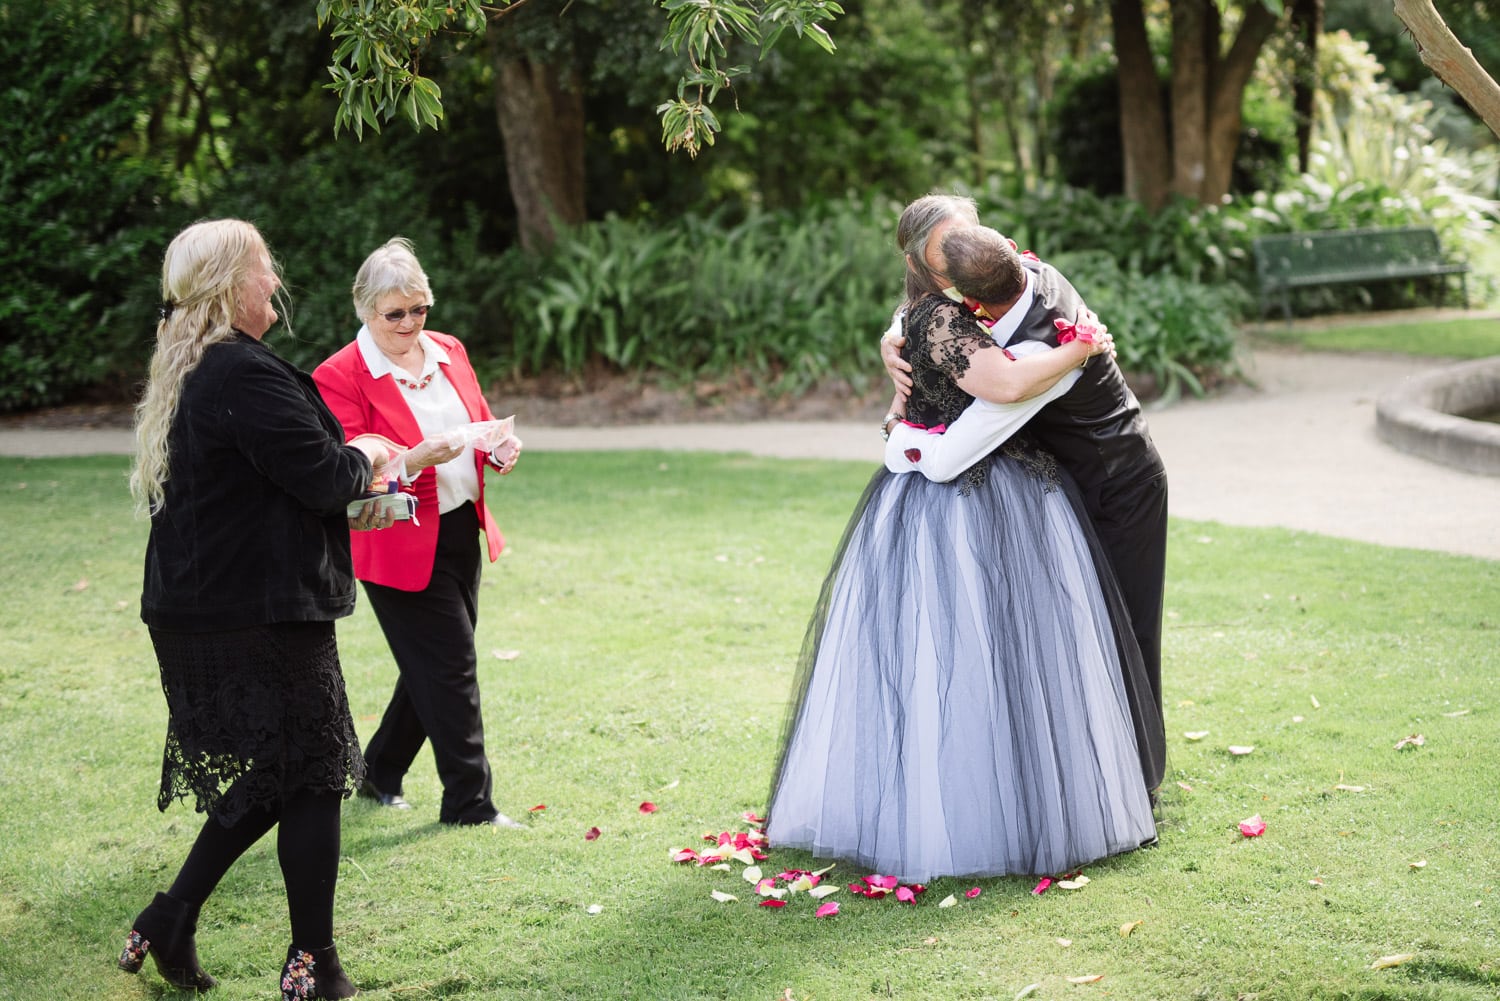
[141,333,373,631]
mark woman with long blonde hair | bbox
[119,219,394,1000]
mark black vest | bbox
[1002,260,1165,492]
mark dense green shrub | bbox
[0,0,170,412]
[497,198,1244,401]
[1052,251,1248,403]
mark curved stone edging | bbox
[1375,356,1500,476]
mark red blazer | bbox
[313,330,504,591]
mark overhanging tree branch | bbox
[1393,0,1500,138]
[314,0,844,153]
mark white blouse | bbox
[356,326,481,515]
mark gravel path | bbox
[4,345,1496,560]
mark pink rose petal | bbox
[639,801,658,814]
[895,886,916,903]
[866,874,899,890]
[742,811,766,824]
[965,887,982,899]
[671,848,699,863]
[1032,877,1052,895]
[1239,814,1266,837]
[528,804,546,812]
[584,826,601,841]
[815,901,840,918]
[758,898,788,908]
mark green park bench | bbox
[1252,226,1469,324]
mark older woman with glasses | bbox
[313,237,524,829]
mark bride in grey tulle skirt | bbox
[766,296,1157,882]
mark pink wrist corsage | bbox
[1054,309,1101,345]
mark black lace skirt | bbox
[149,620,365,826]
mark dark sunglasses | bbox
[381,304,431,323]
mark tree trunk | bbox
[1169,0,1211,201]
[1289,0,1323,172]
[1199,1,1279,204]
[491,47,586,251]
[1394,0,1500,139]
[1113,0,1172,210]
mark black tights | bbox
[167,787,343,947]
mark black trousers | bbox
[360,502,498,824]
[1080,467,1169,789]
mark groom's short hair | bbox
[942,226,1025,306]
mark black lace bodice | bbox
[900,294,1061,493]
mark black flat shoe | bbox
[358,780,410,810]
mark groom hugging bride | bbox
[766,194,1169,883]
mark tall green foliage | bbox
[495,199,1244,401]
[0,0,169,411]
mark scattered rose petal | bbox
[586,904,603,914]
[1309,877,1325,887]
[709,863,731,871]
[528,804,546,812]
[1409,860,1427,870]
[894,886,916,904]
[1120,920,1143,938]
[922,937,938,945]
[1067,975,1105,984]
[1394,734,1425,750]
[814,901,839,918]
[710,890,738,903]
[1227,745,1255,756]
[491,649,521,660]
[1333,784,1365,793]
[866,874,899,890]
[584,826,601,841]
[639,801,658,814]
[758,898,788,908]
[812,863,837,877]
[938,894,957,908]
[1032,877,1052,895]
[965,887,982,899]
[1372,954,1414,969]
[1310,695,1321,709]
[1176,781,1193,792]
[1057,876,1090,890]
[1441,709,1470,718]
[1056,938,1072,947]
[1239,815,1267,837]
[807,885,839,900]
[660,779,680,790]
[742,811,766,824]
[1184,731,1209,741]
[742,865,763,884]
[787,875,817,894]
[1292,715,1305,723]
[670,847,698,863]
[1015,985,1040,1000]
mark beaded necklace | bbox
[394,370,436,391]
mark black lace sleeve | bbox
[903,296,1002,429]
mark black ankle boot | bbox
[280,943,358,1000]
[117,891,217,991]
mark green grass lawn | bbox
[1249,312,1500,360]
[1,452,1497,1001]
